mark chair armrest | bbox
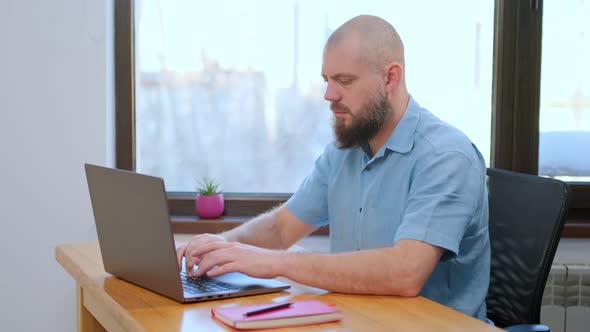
[505,324,550,332]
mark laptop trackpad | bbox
[213,272,272,289]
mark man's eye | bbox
[340,80,353,85]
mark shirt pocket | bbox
[362,206,402,249]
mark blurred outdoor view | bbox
[134,0,587,193]
[539,0,590,182]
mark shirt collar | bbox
[383,95,420,154]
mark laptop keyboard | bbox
[180,272,239,294]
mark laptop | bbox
[84,163,290,303]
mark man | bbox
[177,15,490,320]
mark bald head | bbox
[326,15,405,72]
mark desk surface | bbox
[56,242,501,332]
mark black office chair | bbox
[486,168,571,332]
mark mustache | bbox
[330,102,350,113]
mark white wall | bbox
[0,0,113,331]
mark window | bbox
[116,0,590,236]
[133,0,493,194]
[134,0,332,193]
[539,0,590,182]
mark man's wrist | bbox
[276,251,299,279]
[218,232,233,243]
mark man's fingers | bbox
[176,244,187,269]
[179,236,232,277]
[207,262,239,277]
[195,249,234,277]
[190,241,235,258]
[192,255,203,268]
[185,254,197,277]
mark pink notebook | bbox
[211,300,342,330]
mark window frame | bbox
[492,0,590,236]
[115,0,590,236]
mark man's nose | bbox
[323,83,341,102]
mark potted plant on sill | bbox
[195,177,224,219]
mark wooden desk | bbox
[56,242,501,332]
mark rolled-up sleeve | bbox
[394,151,482,258]
[283,145,332,227]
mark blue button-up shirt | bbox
[284,96,490,320]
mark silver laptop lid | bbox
[84,164,185,301]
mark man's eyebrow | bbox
[322,73,358,81]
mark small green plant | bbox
[196,177,222,195]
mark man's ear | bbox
[384,62,403,92]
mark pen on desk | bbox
[243,302,293,317]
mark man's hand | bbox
[191,242,283,279]
[175,233,226,277]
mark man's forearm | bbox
[221,211,286,249]
[278,243,433,297]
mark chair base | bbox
[505,324,550,332]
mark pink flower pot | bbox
[195,194,224,219]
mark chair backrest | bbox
[486,168,570,327]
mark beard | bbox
[332,92,392,149]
